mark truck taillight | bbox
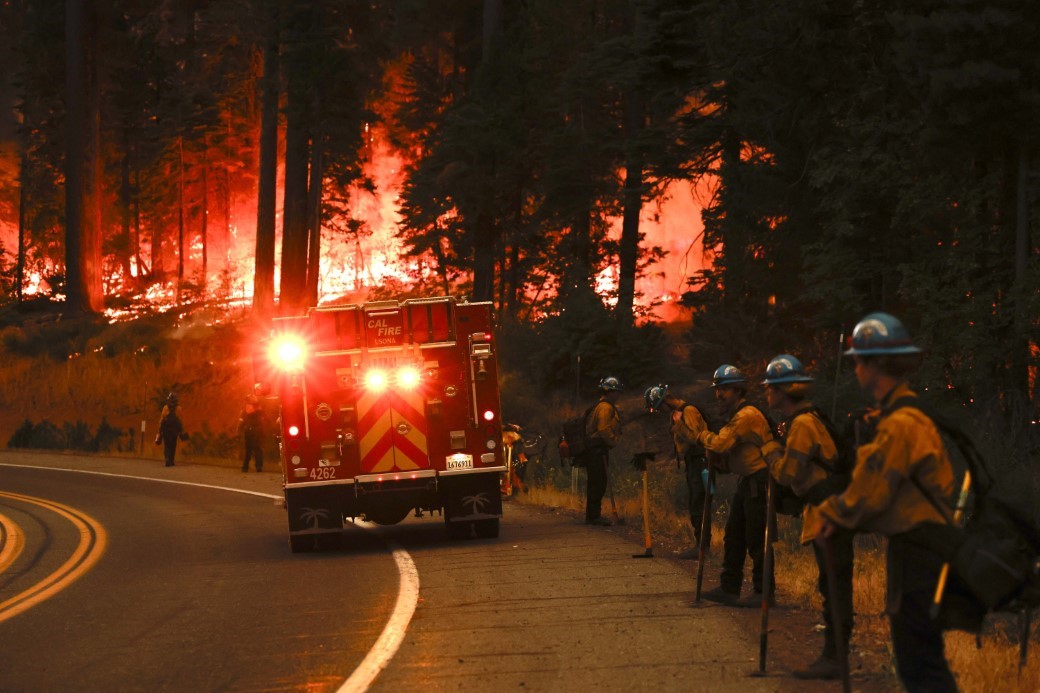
[362,366,422,391]
[397,366,421,389]
[364,369,388,391]
[271,336,306,371]
[288,425,300,437]
[483,409,495,422]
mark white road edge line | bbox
[0,463,419,692]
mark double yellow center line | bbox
[0,492,108,624]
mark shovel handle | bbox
[641,469,652,549]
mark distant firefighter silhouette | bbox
[156,392,188,467]
[239,394,266,472]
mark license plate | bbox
[446,454,473,470]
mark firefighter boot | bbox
[739,590,776,609]
[793,655,841,680]
[701,586,739,606]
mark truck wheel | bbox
[289,534,313,553]
[474,518,499,539]
[446,520,472,540]
[316,532,342,550]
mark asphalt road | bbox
[0,453,849,692]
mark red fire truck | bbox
[254,296,505,552]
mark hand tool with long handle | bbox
[695,466,715,603]
[606,457,624,525]
[757,475,777,674]
[633,466,653,558]
[930,470,972,619]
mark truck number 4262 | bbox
[309,467,336,480]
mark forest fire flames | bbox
[21,124,706,324]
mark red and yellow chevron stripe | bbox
[357,388,430,473]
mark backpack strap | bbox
[737,402,776,433]
[881,396,973,525]
[802,407,845,475]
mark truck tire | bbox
[474,518,500,539]
[289,534,313,553]
[446,520,472,540]
[316,532,342,550]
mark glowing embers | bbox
[270,336,307,371]
[362,365,422,392]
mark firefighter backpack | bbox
[558,406,594,465]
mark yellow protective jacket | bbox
[697,399,770,477]
[764,404,838,497]
[764,403,839,543]
[803,383,955,542]
[671,400,708,459]
[586,399,621,449]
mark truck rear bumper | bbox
[283,467,505,523]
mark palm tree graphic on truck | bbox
[298,507,330,533]
[459,492,493,518]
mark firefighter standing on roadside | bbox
[697,365,775,606]
[760,354,853,680]
[157,392,188,467]
[582,376,623,526]
[804,312,958,691]
[239,394,266,473]
[644,384,711,559]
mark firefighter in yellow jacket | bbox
[761,354,852,679]
[582,376,623,526]
[697,365,774,605]
[804,313,958,691]
[644,384,711,558]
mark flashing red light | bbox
[397,366,421,389]
[364,369,388,391]
[483,410,495,422]
[270,336,306,371]
[288,425,300,437]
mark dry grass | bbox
[518,465,1040,692]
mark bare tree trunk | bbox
[225,109,232,272]
[119,141,133,282]
[201,134,209,290]
[471,0,504,303]
[280,81,311,313]
[617,121,643,324]
[16,149,26,303]
[1013,143,1032,405]
[305,114,324,306]
[132,162,146,280]
[64,0,104,314]
[178,134,186,291]
[254,5,280,315]
[616,1,646,325]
